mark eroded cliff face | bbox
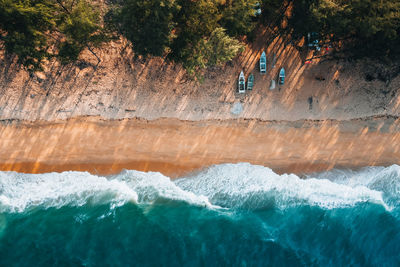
[1,29,399,122]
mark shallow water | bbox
[1,163,399,266]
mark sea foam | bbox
[0,171,138,213]
[0,170,214,213]
[176,163,388,210]
[1,163,398,213]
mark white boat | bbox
[260,51,266,74]
[279,68,285,85]
[238,71,245,93]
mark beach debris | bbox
[260,51,266,74]
[269,79,276,90]
[230,102,243,115]
[279,68,285,85]
[247,74,254,91]
[308,97,313,110]
[238,71,245,93]
[271,53,276,68]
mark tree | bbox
[0,0,108,70]
[219,0,258,37]
[290,0,400,57]
[57,0,108,64]
[110,0,179,57]
[348,0,400,56]
[182,27,244,76]
[169,0,221,63]
[0,0,56,71]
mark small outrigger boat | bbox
[247,74,254,91]
[260,51,266,74]
[238,71,245,93]
[279,67,285,85]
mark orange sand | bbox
[0,116,399,178]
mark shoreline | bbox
[1,115,399,178]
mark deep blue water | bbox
[1,163,399,266]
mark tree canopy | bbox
[110,0,179,57]
[0,0,56,71]
[180,27,244,76]
[0,0,108,71]
[1,0,400,74]
[290,0,400,57]
[219,0,258,37]
[108,0,255,76]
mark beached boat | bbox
[279,68,285,85]
[247,74,254,91]
[260,51,266,74]
[238,71,245,93]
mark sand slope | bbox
[0,28,399,122]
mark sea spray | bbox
[176,163,387,210]
[0,163,399,266]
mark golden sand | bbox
[0,116,399,178]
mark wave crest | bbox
[0,170,214,213]
[0,171,138,212]
[1,163,399,213]
[176,163,387,210]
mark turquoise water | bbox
[1,163,399,266]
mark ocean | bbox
[0,163,399,266]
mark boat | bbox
[238,71,245,93]
[260,51,266,74]
[279,67,285,85]
[247,74,254,91]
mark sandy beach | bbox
[0,115,398,177]
[0,30,399,178]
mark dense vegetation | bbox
[290,0,400,57]
[107,0,256,75]
[0,0,108,71]
[1,0,400,74]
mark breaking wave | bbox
[1,163,400,266]
[1,163,398,213]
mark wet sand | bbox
[0,116,399,178]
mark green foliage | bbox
[110,0,249,76]
[57,0,107,63]
[0,0,254,75]
[259,0,285,23]
[2,0,400,74]
[168,0,220,62]
[169,0,249,76]
[206,27,244,66]
[183,27,244,75]
[219,0,258,37]
[0,0,56,71]
[0,0,108,71]
[290,0,400,57]
[110,0,179,57]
